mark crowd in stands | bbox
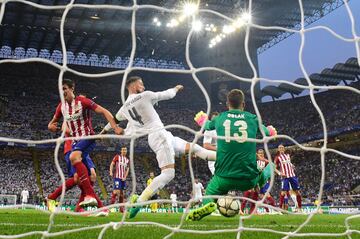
[0,64,359,208]
[0,145,359,207]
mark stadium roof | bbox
[260,57,360,100]
[0,0,346,62]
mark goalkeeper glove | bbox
[194,111,208,127]
[267,125,277,137]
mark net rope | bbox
[0,0,359,238]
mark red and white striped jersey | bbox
[275,153,296,178]
[112,155,129,179]
[257,159,268,171]
[54,96,98,138]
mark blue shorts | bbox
[260,182,270,194]
[72,139,96,154]
[114,178,126,190]
[65,139,96,177]
[281,177,300,191]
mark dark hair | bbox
[210,111,219,120]
[126,76,142,88]
[63,78,75,89]
[227,89,244,108]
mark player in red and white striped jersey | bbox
[48,79,122,207]
[274,144,302,211]
[109,147,129,212]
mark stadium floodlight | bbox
[215,35,222,43]
[183,2,198,16]
[241,12,252,23]
[192,20,203,32]
[223,25,235,34]
[156,21,162,27]
[153,17,158,23]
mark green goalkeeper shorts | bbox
[203,163,273,205]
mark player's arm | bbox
[124,167,129,180]
[203,131,216,151]
[102,107,126,134]
[48,104,62,132]
[148,85,183,103]
[109,161,114,177]
[94,105,123,135]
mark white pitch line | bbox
[0,223,353,229]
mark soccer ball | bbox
[217,196,240,217]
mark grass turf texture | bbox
[0,210,359,239]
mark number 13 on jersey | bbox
[223,119,248,143]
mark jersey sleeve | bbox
[104,107,126,131]
[80,97,98,111]
[204,119,216,131]
[254,116,270,136]
[145,89,177,104]
[203,130,213,144]
[54,103,62,119]
[112,155,118,163]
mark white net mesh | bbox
[0,0,359,238]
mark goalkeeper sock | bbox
[241,190,251,212]
[279,194,285,209]
[48,178,76,200]
[249,191,258,214]
[138,168,175,203]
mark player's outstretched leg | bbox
[186,202,217,221]
[127,194,140,219]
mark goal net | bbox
[0,194,17,206]
[0,0,359,238]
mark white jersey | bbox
[203,130,217,175]
[21,190,29,203]
[105,88,177,132]
[194,182,204,197]
[170,193,177,207]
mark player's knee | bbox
[73,173,79,184]
[90,169,96,182]
[70,151,82,164]
[160,168,175,185]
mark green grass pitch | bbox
[0,210,359,239]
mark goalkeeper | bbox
[187,89,277,221]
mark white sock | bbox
[138,168,175,203]
[191,144,216,161]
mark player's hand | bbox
[175,85,184,92]
[267,125,277,137]
[194,111,208,126]
[48,123,60,132]
[114,126,124,135]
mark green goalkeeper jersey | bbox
[204,109,269,179]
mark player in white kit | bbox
[202,112,219,175]
[102,76,216,218]
[193,179,204,205]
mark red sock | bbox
[296,194,302,208]
[75,192,85,212]
[48,178,76,200]
[267,195,275,207]
[279,194,285,209]
[265,195,275,212]
[111,192,117,204]
[241,191,251,211]
[94,194,104,208]
[119,192,125,213]
[249,191,258,214]
[73,162,95,197]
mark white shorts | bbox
[148,130,189,168]
[208,161,215,175]
[194,194,203,202]
[22,199,28,204]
